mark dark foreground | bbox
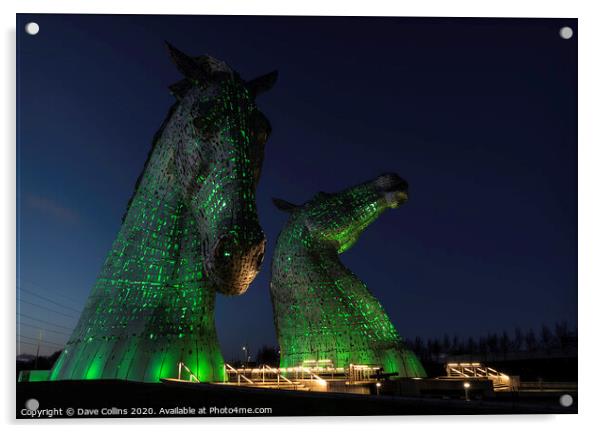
[17,380,577,418]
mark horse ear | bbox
[165,41,208,81]
[273,198,299,213]
[246,70,278,97]
[168,79,193,100]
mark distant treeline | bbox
[17,322,577,377]
[405,321,577,363]
[251,321,577,367]
[16,350,62,379]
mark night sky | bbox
[16,14,577,358]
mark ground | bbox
[16,380,577,418]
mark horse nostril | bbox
[376,173,408,193]
[256,252,265,268]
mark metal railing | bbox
[222,364,331,389]
[177,361,200,383]
[263,364,294,388]
[445,362,514,389]
[225,363,254,385]
[347,364,382,384]
[301,367,326,386]
[169,362,388,391]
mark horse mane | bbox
[121,99,181,223]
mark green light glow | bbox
[271,175,426,377]
[49,49,274,383]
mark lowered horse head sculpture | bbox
[270,173,426,378]
[165,42,276,295]
[49,43,277,382]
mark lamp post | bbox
[242,345,248,367]
[463,381,471,401]
[376,382,382,396]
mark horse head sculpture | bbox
[164,42,276,295]
[270,173,426,378]
[49,43,277,382]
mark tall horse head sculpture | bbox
[270,173,426,378]
[49,43,277,382]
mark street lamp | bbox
[376,381,382,396]
[463,381,471,401]
[242,346,248,367]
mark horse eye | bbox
[249,111,271,145]
[193,113,219,136]
[194,100,214,115]
[192,116,204,130]
[192,100,218,134]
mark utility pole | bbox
[34,330,43,369]
[242,344,249,367]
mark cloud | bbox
[25,194,81,224]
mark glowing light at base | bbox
[270,174,426,378]
[48,45,276,383]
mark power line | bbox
[18,341,38,347]
[18,341,50,349]
[18,299,79,319]
[18,321,72,337]
[18,278,86,306]
[18,320,72,337]
[17,286,82,313]
[18,335,64,348]
[19,333,65,346]
[17,340,63,353]
[19,335,64,348]
[16,313,74,331]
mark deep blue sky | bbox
[16,14,577,358]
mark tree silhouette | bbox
[513,327,524,351]
[404,322,576,363]
[486,333,499,354]
[525,329,538,351]
[466,337,476,355]
[540,325,553,352]
[256,345,280,366]
[500,331,510,358]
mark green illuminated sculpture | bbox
[49,43,277,382]
[270,174,426,377]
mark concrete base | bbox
[381,378,495,398]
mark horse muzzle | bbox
[210,233,266,296]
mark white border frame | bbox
[3,1,600,431]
